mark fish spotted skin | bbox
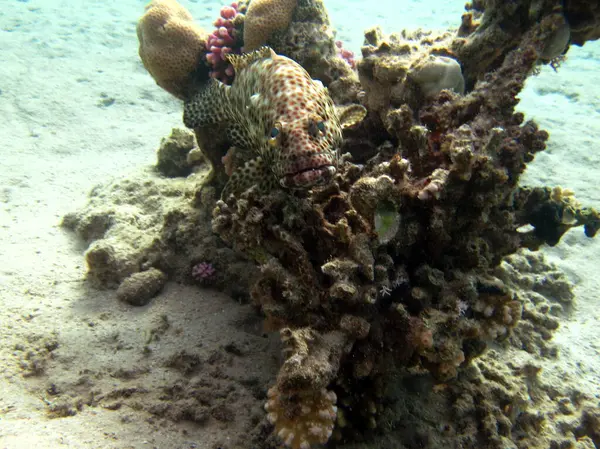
[183,47,366,198]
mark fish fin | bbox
[221,156,276,199]
[338,104,367,129]
[183,79,231,129]
[225,47,273,74]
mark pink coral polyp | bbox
[206,2,241,84]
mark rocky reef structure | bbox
[62,128,257,303]
[62,0,600,447]
[454,0,600,88]
[206,2,599,448]
[137,0,362,191]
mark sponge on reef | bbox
[243,0,297,51]
[137,0,207,100]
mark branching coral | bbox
[206,3,243,83]
[137,0,208,100]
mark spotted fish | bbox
[183,47,366,198]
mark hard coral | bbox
[410,55,465,98]
[358,27,462,124]
[263,327,345,449]
[267,0,356,88]
[206,3,243,83]
[211,12,600,447]
[137,0,208,100]
[243,0,297,51]
[454,3,574,87]
[265,385,337,449]
[335,40,356,69]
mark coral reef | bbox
[323,251,600,449]
[564,0,600,45]
[335,40,356,69]
[498,252,574,358]
[410,55,465,98]
[453,0,600,88]
[206,3,243,83]
[223,0,359,87]
[136,0,208,100]
[208,6,599,448]
[265,0,357,86]
[122,0,600,447]
[356,27,462,122]
[243,0,297,52]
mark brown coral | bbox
[263,328,346,448]
[211,15,600,445]
[265,386,337,449]
[565,0,600,45]
[243,0,297,51]
[137,0,207,100]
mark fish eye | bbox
[270,127,280,138]
[316,121,326,133]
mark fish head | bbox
[268,113,343,190]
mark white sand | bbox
[1,0,598,447]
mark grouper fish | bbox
[183,47,366,199]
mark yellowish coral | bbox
[243,0,296,51]
[265,386,337,449]
[137,0,207,99]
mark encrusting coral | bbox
[79,0,600,448]
[454,0,600,88]
[205,2,243,83]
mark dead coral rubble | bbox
[454,0,600,88]
[211,7,599,449]
[62,132,256,301]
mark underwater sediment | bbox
[62,0,600,447]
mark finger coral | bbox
[243,0,297,51]
[206,3,243,83]
[137,0,208,100]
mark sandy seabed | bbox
[0,1,599,448]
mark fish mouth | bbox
[281,164,336,189]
